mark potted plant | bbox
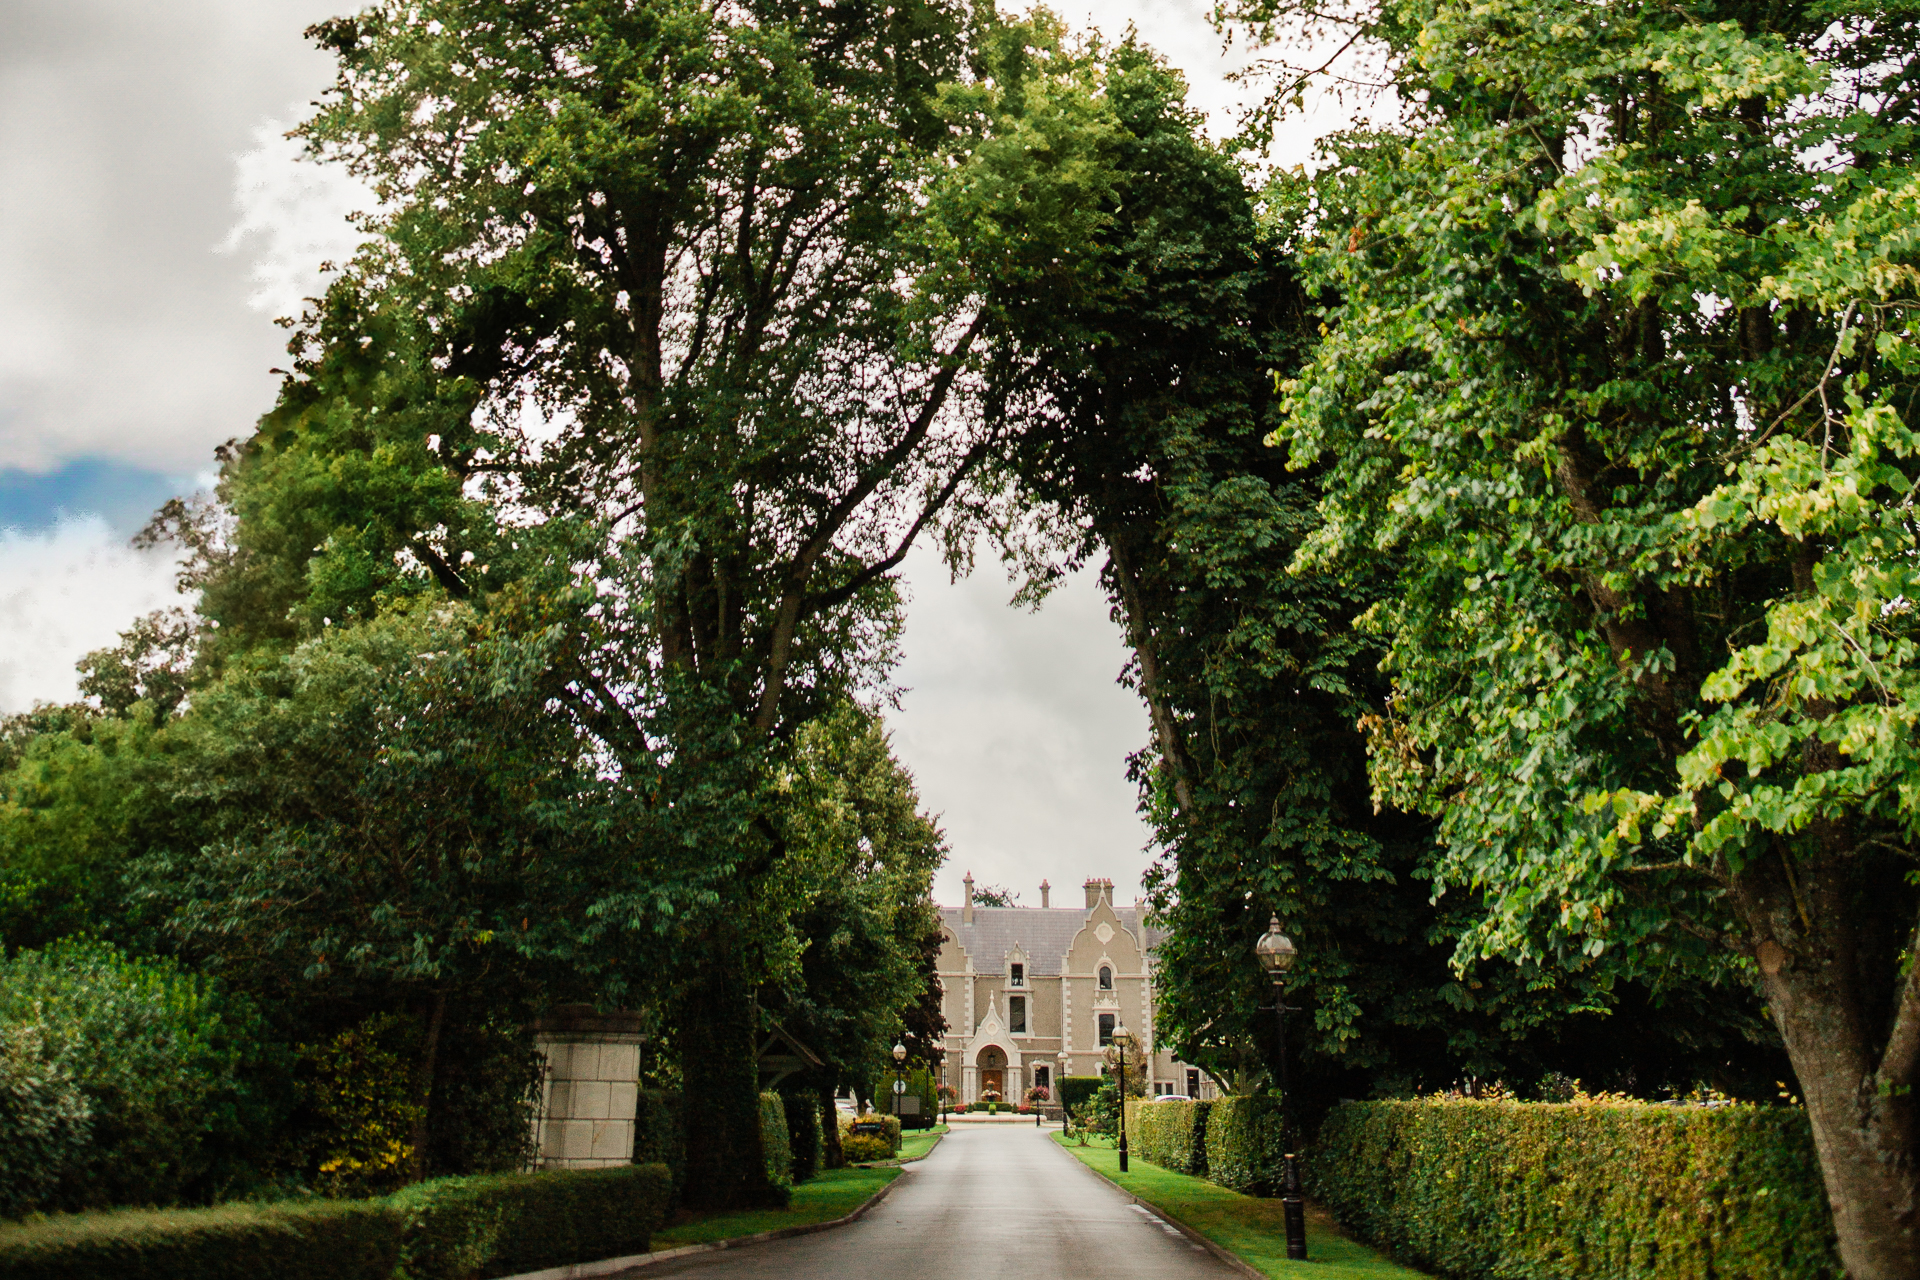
[981,1087,1000,1114]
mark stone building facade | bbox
[932,875,1216,1105]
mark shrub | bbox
[1124,1098,1210,1176]
[1203,1094,1287,1194]
[1310,1099,1840,1280]
[840,1134,891,1163]
[631,1089,685,1201]
[390,1163,671,1280]
[781,1093,823,1183]
[840,1111,900,1154]
[0,940,287,1213]
[1057,1075,1103,1116]
[0,1198,400,1280]
[758,1091,792,1189]
[0,1023,90,1218]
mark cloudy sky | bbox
[0,0,1342,909]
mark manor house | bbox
[932,874,1215,1105]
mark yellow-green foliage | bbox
[302,1014,422,1198]
[839,1134,891,1163]
[1203,1095,1287,1195]
[1124,1098,1211,1176]
[1311,1099,1840,1280]
[839,1111,900,1154]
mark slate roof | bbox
[938,905,1164,975]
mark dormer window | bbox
[1010,963,1024,987]
[1098,965,1113,990]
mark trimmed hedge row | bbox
[1058,1075,1104,1116]
[0,1199,400,1280]
[1123,1099,1211,1176]
[1310,1100,1840,1280]
[391,1163,670,1279]
[0,1164,671,1280]
[1204,1095,1288,1195]
[782,1092,823,1183]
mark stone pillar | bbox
[530,1005,646,1169]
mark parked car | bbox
[1150,1093,1193,1102]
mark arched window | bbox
[1098,965,1113,990]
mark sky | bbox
[0,0,1344,909]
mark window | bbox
[1187,1069,1201,1097]
[1098,965,1113,990]
[1098,1013,1115,1046]
[1035,1066,1050,1089]
[1010,963,1024,987]
[1156,1081,1174,1097]
[1010,996,1027,1033]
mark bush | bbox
[781,1093,823,1184]
[758,1091,792,1189]
[839,1111,900,1154]
[1124,1098,1211,1176]
[390,1163,671,1280]
[0,940,287,1213]
[1057,1075,1103,1116]
[1310,1099,1840,1280]
[631,1089,685,1202]
[0,1198,400,1280]
[839,1134,891,1163]
[1203,1095,1288,1194]
[0,1023,90,1218]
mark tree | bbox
[285,0,995,1208]
[937,19,1775,1115]
[1240,0,1920,1269]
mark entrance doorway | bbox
[977,1045,1007,1102]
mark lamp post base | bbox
[1281,1152,1307,1260]
[1118,1136,1129,1173]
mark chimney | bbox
[1039,879,1051,909]
[1084,877,1113,909]
[963,871,974,924]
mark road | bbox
[634,1124,1233,1280]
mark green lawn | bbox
[891,1124,947,1162]
[650,1167,899,1250]
[1052,1136,1429,1280]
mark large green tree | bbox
[1235,0,1920,1269]
[283,0,995,1208]
[937,19,1776,1115]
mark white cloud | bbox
[0,517,183,713]
[219,120,373,322]
[890,544,1156,908]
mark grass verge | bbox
[649,1167,899,1250]
[880,1124,947,1164]
[1052,1135,1428,1280]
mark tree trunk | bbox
[819,1083,845,1169]
[676,950,785,1211]
[408,990,448,1185]
[1733,857,1920,1279]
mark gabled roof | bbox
[938,905,1163,975]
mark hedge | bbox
[1123,1098,1211,1176]
[1057,1075,1104,1116]
[1310,1100,1840,1280]
[390,1163,670,1280]
[759,1091,793,1189]
[782,1092,823,1183]
[0,1199,401,1280]
[1204,1094,1289,1195]
[0,1164,672,1280]
[632,1089,686,1202]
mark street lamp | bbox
[1255,913,1307,1261]
[891,1042,907,1119]
[1056,1048,1071,1134]
[1111,1020,1133,1173]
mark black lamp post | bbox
[1111,1020,1133,1172]
[1256,913,1307,1261]
[891,1042,907,1120]
[1056,1048,1071,1134]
